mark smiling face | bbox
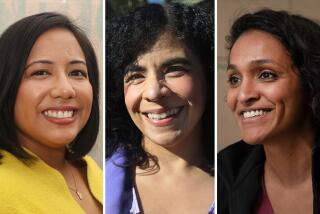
[14,28,93,150]
[124,33,207,147]
[227,30,311,144]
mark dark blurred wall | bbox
[106,0,213,19]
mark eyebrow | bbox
[24,59,86,70]
[159,57,191,69]
[125,64,145,73]
[227,59,284,72]
[125,57,191,74]
[69,60,86,65]
[24,60,53,70]
[250,59,281,66]
[226,64,236,72]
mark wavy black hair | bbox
[226,9,320,132]
[106,3,214,174]
[0,12,100,162]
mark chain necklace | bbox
[67,163,83,200]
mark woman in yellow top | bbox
[0,13,102,213]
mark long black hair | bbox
[0,12,100,162]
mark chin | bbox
[45,134,77,147]
[146,131,183,148]
[148,137,178,147]
[241,130,268,145]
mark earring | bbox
[66,144,75,154]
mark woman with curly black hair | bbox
[106,3,214,214]
[218,9,320,214]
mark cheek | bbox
[14,82,47,129]
[15,82,46,113]
[170,75,206,105]
[74,83,93,127]
[226,89,237,111]
[124,85,141,114]
[79,84,93,110]
[264,84,286,99]
[262,79,301,105]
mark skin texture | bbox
[105,4,214,173]
[227,30,314,213]
[124,32,207,148]
[227,30,310,145]
[14,28,101,214]
[125,33,213,214]
[15,28,92,149]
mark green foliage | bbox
[106,0,147,19]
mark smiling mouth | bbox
[241,109,272,119]
[145,107,183,121]
[43,110,76,119]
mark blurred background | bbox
[218,0,320,151]
[106,0,213,18]
[0,0,103,167]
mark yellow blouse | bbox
[0,149,102,213]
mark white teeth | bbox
[243,110,267,119]
[44,110,74,119]
[147,108,180,120]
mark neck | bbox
[140,123,204,175]
[19,137,67,170]
[263,126,315,186]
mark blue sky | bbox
[147,0,164,4]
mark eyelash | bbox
[227,74,241,87]
[30,69,88,79]
[31,70,50,76]
[227,70,278,87]
[258,70,278,80]
[165,65,189,74]
[69,70,88,78]
[124,73,144,83]
[124,65,189,84]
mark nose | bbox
[142,76,170,102]
[50,74,76,99]
[237,79,259,105]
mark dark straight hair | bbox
[0,12,100,162]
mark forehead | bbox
[27,28,85,62]
[135,32,193,64]
[229,30,292,66]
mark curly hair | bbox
[106,3,214,174]
[226,9,320,132]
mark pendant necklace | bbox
[67,163,83,200]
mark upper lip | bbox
[141,106,183,114]
[237,107,273,116]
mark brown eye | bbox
[124,73,144,84]
[259,70,277,80]
[228,75,241,87]
[31,70,50,76]
[69,70,88,78]
[166,65,188,72]
[164,65,189,77]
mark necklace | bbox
[67,163,83,200]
